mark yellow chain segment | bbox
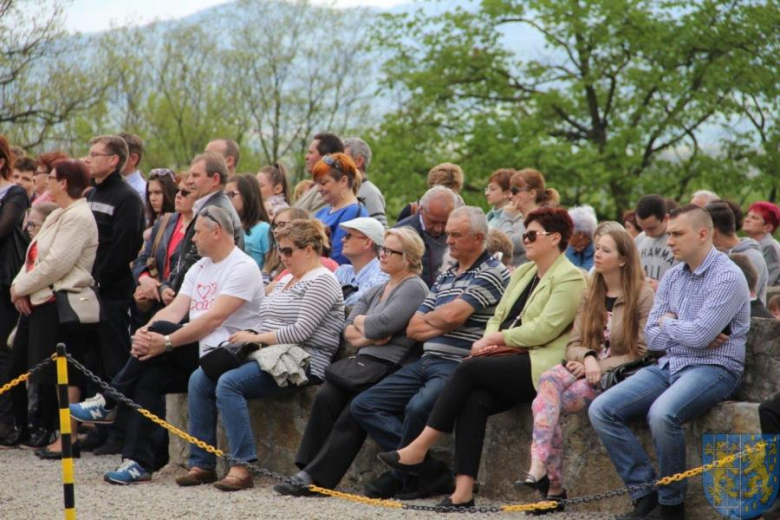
[0,354,57,397]
[501,500,559,513]
[308,485,404,508]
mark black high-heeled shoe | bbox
[437,497,475,511]
[377,451,427,476]
[35,441,81,460]
[514,472,550,499]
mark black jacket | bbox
[132,212,182,283]
[0,184,31,287]
[168,190,244,293]
[87,171,145,300]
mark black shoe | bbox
[20,428,56,450]
[79,428,103,452]
[514,472,550,500]
[615,492,659,520]
[0,422,14,439]
[0,427,29,447]
[395,465,455,500]
[644,503,685,520]
[363,471,405,499]
[274,473,319,497]
[436,497,475,511]
[93,438,123,456]
[35,442,81,460]
[377,450,427,476]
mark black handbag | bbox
[599,355,657,391]
[199,341,261,381]
[0,226,30,287]
[54,287,103,327]
[324,354,397,393]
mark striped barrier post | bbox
[56,343,77,520]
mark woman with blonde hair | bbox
[494,168,560,267]
[274,226,430,496]
[519,228,654,510]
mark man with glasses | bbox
[395,186,460,287]
[119,133,147,201]
[334,217,389,307]
[294,132,344,216]
[351,206,509,500]
[83,134,146,455]
[70,206,264,485]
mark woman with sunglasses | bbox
[312,153,368,265]
[263,207,308,285]
[133,182,197,311]
[376,207,586,510]
[518,228,653,511]
[257,163,290,218]
[226,175,271,269]
[274,227,429,496]
[494,168,560,268]
[144,168,178,236]
[180,219,345,491]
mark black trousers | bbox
[0,287,19,425]
[110,320,199,472]
[759,392,780,435]
[92,298,132,381]
[0,314,30,428]
[427,354,537,478]
[295,381,368,489]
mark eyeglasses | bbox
[277,245,297,257]
[226,190,239,199]
[322,155,343,172]
[272,221,290,231]
[379,247,403,257]
[25,221,41,231]
[522,230,555,243]
[87,152,116,159]
[149,168,175,180]
[511,186,530,195]
[177,188,190,196]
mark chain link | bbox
[62,353,767,514]
[0,354,56,397]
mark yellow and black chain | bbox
[63,353,766,514]
[0,354,56,397]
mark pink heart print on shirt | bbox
[197,282,217,301]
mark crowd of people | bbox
[0,130,779,520]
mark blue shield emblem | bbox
[703,434,780,519]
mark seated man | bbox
[589,205,750,520]
[69,207,264,485]
[729,253,774,318]
[395,186,459,287]
[564,205,597,270]
[350,207,509,499]
[334,217,389,307]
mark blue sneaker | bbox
[70,394,117,424]
[104,459,151,485]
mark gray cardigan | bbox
[344,275,429,365]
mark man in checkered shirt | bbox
[589,204,750,520]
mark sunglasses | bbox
[322,155,343,172]
[149,168,175,180]
[511,186,530,195]
[277,245,297,257]
[177,188,190,196]
[522,230,554,243]
[200,209,222,229]
[379,246,403,257]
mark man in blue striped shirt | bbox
[351,207,509,500]
[589,205,750,520]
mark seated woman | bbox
[178,219,345,492]
[143,168,177,239]
[226,175,271,269]
[313,153,368,265]
[376,207,586,509]
[522,228,654,509]
[273,227,429,496]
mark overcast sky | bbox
[64,0,407,33]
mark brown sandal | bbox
[213,473,254,492]
[175,467,218,487]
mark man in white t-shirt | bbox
[70,206,264,485]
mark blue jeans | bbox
[588,363,739,506]
[187,362,295,469]
[350,355,458,453]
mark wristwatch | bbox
[164,335,173,353]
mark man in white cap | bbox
[335,217,389,307]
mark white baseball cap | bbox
[339,217,385,246]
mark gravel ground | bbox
[0,448,617,519]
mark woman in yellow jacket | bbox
[377,207,586,509]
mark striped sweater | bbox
[259,267,345,379]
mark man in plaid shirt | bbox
[589,204,750,520]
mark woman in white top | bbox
[180,219,344,492]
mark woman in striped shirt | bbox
[180,219,344,492]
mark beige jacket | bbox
[565,283,655,371]
[12,198,98,306]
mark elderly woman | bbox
[274,227,429,496]
[377,207,586,509]
[521,229,654,510]
[313,153,368,265]
[226,175,271,268]
[485,169,514,227]
[179,219,345,492]
[565,205,598,270]
[10,159,98,458]
[743,201,780,287]
[494,168,560,268]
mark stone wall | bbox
[165,318,780,519]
